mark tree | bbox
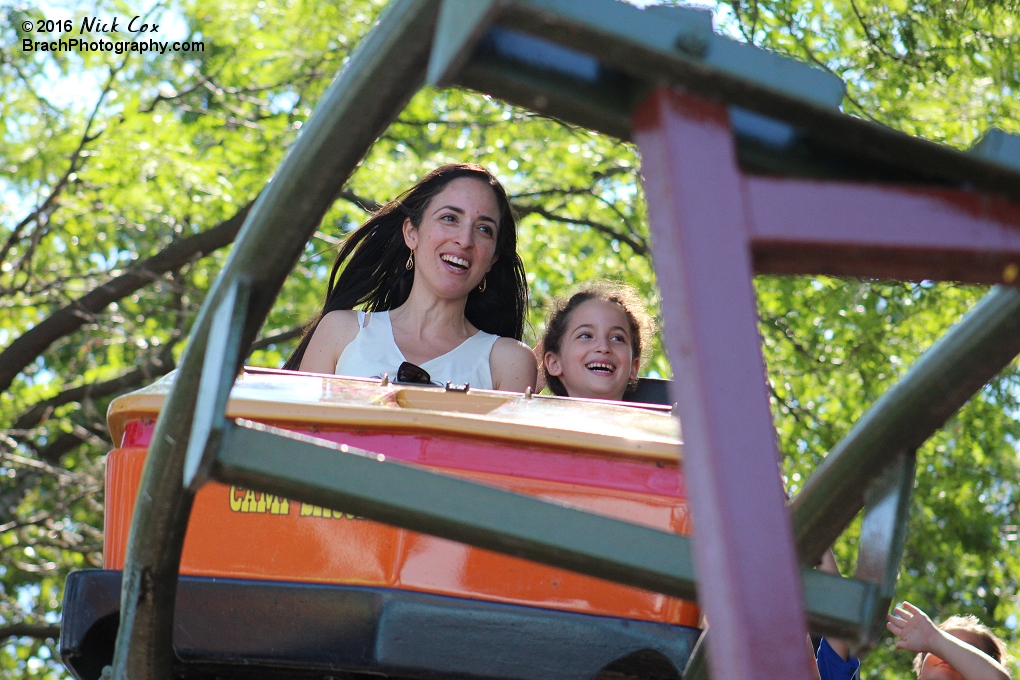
[1,0,1017,678]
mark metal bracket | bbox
[183,278,252,492]
[427,0,500,86]
[427,0,841,140]
[687,449,917,679]
[682,567,879,680]
[851,449,916,656]
[970,128,1020,172]
[683,631,709,680]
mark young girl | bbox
[888,602,1011,680]
[541,281,654,401]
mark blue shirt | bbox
[816,638,860,680]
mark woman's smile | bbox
[440,253,471,271]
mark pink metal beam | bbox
[633,89,815,680]
[745,178,1020,282]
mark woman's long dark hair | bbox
[285,164,528,370]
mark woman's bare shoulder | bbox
[319,309,361,333]
[299,310,361,373]
[490,337,538,393]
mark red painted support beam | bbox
[745,178,1020,283]
[633,89,815,680]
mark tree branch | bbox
[513,204,648,255]
[0,47,60,115]
[335,188,380,213]
[0,201,254,395]
[32,431,83,466]
[0,483,102,535]
[845,0,923,66]
[1,44,129,270]
[11,321,299,453]
[9,307,294,465]
[12,345,178,433]
[140,74,212,113]
[248,325,304,356]
[0,623,61,642]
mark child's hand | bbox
[888,604,1011,680]
[886,602,939,653]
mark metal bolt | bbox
[675,31,708,58]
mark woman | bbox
[286,164,537,392]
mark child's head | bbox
[542,281,654,401]
[913,615,1008,678]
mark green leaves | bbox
[725,0,1020,144]
[3,0,1019,676]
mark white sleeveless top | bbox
[335,311,499,389]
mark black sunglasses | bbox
[396,361,437,385]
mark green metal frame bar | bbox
[791,285,1020,565]
[684,459,916,677]
[431,0,1020,199]
[183,279,251,492]
[211,417,877,639]
[428,0,842,116]
[110,2,441,679]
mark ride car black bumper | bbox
[61,570,699,680]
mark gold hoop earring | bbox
[405,251,414,271]
[478,276,486,293]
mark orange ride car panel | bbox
[104,368,698,627]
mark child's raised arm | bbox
[887,602,1011,680]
